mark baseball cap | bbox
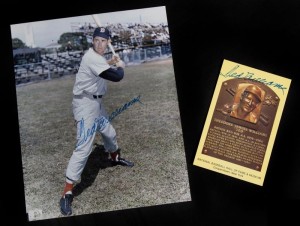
[244,85,262,102]
[93,27,111,39]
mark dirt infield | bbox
[16,57,191,221]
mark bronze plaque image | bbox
[194,59,291,186]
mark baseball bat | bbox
[92,14,116,56]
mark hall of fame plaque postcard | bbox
[193,59,291,186]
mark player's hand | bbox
[108,54,120,65]
[115,60,125,68]
[112,54,120,62]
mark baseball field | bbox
[16,57,191,221]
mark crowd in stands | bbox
[15,22,171,85]
[72,21,170,48]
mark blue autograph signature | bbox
[76,116,109,147]
[220,64,287,94]
[108,95,142,121]
[76,95,143,147]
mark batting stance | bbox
[60,27,134,216]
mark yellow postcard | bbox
[193,59,291,186]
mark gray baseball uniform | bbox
[60,27,133,217]
[65,47,119,183]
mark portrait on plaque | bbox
[229,83,265,124]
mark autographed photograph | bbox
[11,6,191,221]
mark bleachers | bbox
[15,43,172,85]
[14,50,82,85]
[14,21,171,86]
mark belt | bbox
[92,95,103,99]
[75,92,103,99]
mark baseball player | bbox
[60,26,134,216]
[230,84,263,123]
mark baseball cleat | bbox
[60,194,73,216]
[111,157,134,167]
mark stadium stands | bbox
[14,22,171,85]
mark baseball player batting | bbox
[59,26,134,216]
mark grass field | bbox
[16,57,191,221]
